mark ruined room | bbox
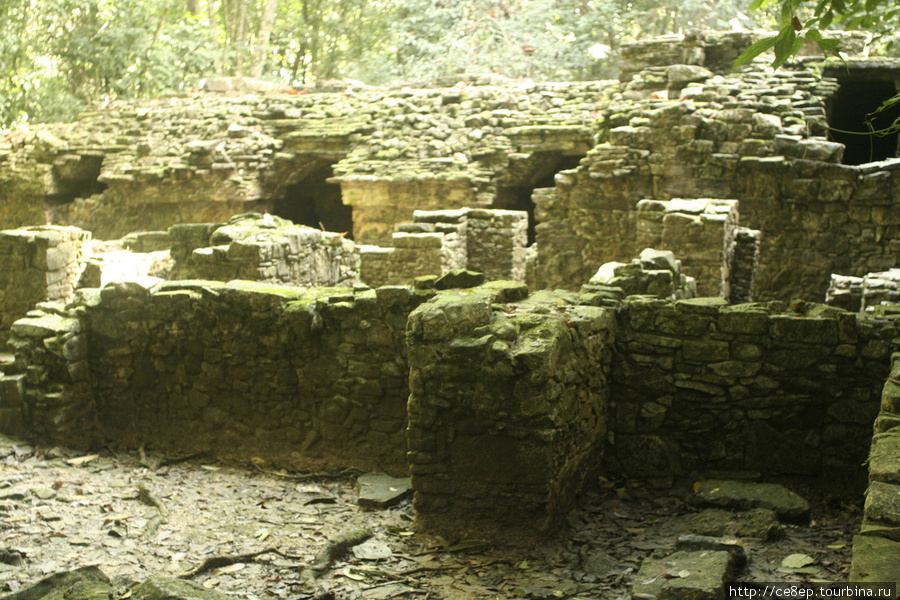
[1,27,900,600]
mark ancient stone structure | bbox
[2,28,900,578]
[2,275,897,544]
[359,207,527,286]
[1,30,897,306]
[0,227,91,347]
[3,279,428,474]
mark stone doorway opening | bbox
[271,161,353,238]
[48,153,107,206]
[494,152,584,245]
[826,71,900,165]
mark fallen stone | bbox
[675,535,747,569]
[694,479,810,524]
[632,549,737,600]
[132,577,234,600]
[434,269,485,290]
[2,566,110,600]
[582,549,620,579]
[689,508,783,541]
[356,472,412,509]
[849,535,900,583]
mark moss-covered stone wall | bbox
[610,297,898,483]
[5,279,432,474]
[406,285,616,542]
[0,226,91,347]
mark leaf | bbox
[827,543,846,550]
[733,36,777,69]
[518,559,530,570]
[782,553,815,569]
[215,563,245,574]
[341,566,366,581]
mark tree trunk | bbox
[207,0,223,74]
[249,0,278,78]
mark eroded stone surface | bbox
[694,480,811,524]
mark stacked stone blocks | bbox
[406,284,616,542]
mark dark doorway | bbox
[494,153,584,245]
[828,75,900,165]
[272,162,353,238]
[48,153,107,205]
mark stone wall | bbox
[534,67,900,302]
[359,208,527,287]
[406,284,616,542]
[850,350,900,582]
[0,226,91,347]
[635,198,738,298]
[610,297,897,483]
[4,279,431,474]
[167,213,359,287]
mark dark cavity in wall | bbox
[272,161,353,238]
[494,152,584,245]
[47,153,107,205]
[827,72,900,165]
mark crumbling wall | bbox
[359,208,527,287]
[851,349,900,582]
[635,198,738,298]
[406,284,615,542]
[5,279,430,473]
[167,213,359,287]
[610,297,896,482]
[0,226,91,347]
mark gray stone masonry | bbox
[587,248,697,300]
[635,198,738,298]
[4,279,433,474]
[168,213,359,287]
[851,350,900,583]
[610,297,898,482]
[0,226,91,348]
[5,277,900,545]
[359,208,527,287]
[406,284,616,543]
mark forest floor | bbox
[0,435,861,600]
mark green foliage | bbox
[735,0,900,68]
[0,0,893,129]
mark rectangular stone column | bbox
[406,284,615,542]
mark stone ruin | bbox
[1,29,900,582]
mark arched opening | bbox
[827,74,900,165]
[48,153,107,206]
[494,153,584,245]
[271,162,353,238]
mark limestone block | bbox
[849,535,900,583]
[632,550,737,600]
[694,479,811,524]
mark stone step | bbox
[632,547,739,600]
[693,479,811,524]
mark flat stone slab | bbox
[357,472,412,509]
[632,549,737,600]
[689,507,783,541]
[694,479,810,524]
[849,535,900,583]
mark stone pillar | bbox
[464,208,528,282]
[0,226,91,347]
[730,227,761,304]
[406,284,615,542]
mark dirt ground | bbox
[0,436,861,600]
